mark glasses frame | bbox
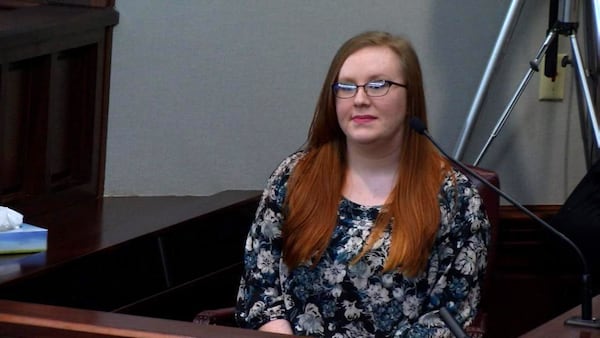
[332,80,407,99]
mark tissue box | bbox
[0,223,47,254]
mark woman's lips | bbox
[352,115,376,123]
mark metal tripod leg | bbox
[472,30,559,166]
[454,0,525,160]
[568,33,600,154]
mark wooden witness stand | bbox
[0,191,300,338]
[0,299,291,338]
[0,192,266,333]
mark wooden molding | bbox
[499,204,562,220]
[48,0,114,7]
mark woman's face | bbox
[335,46,408,151]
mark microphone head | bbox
[409,116,427,134]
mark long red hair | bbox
[282,31,450,277]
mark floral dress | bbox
[236,151,490,337]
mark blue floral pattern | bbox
[236,151,490,337]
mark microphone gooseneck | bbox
[409,116,599,329]
[439,307,470,338]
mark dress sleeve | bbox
[235,153,300,329]
[394,170,492,338]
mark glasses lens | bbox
[365,81,389,97]
[334,83,357,98]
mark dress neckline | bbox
[341,196,383,210]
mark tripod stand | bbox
[454,0,600,330]
[454,0,600,167]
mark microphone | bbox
[409,117,600,329]
[439,307,470,338]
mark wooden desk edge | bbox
[519,294,600,337]
[0,299,292,338]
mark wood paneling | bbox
[0,3,118,217]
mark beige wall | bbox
[106,0,589,204]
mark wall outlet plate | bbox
[539,53,567,101]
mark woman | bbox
[236,31,490,337]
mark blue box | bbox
[0,223,47,254]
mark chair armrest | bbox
[465,312,487,338]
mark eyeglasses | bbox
[332,80,406,98]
